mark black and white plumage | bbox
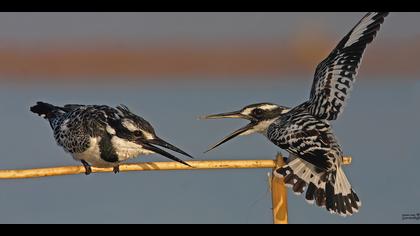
[308,12,388,121]
[201,12,388,216]
[31,102,193,174]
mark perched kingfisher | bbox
[31,102,193,175]
[201,12,388,216]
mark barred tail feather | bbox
[329,167,362,216]
[274,158,361,216]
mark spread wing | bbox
[308,12,388,120]
[267,106,342,172]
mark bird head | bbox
[200,103,289,153]
[108,105,194,166]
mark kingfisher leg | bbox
[81,160,92,175]
[113,165,120,174]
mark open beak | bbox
[199,110,249,120]
[139,137,194,167]
[200,110,255,153]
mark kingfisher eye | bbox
[253,108,263,116]
[133,130,143,137]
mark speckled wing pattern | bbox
[308,12,388,120]
[51,105,118,154]
[51,104,151,155]
[267,104,342,172]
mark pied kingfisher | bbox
[201,12,388,216]
[31,102,193,175]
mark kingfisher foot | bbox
[81,160,92,175]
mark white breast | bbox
[111,136,154,162]
[72,136,154,167]
[72,137,116,168]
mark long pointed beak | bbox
[140,137,193,167]
[199,110,250,120]
[204,122,255,153]
[147,137,194,159]
[200,110,255,153]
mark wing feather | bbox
[308,12,388,120]
[267,106,342,172]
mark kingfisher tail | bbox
[30,101,64,119]
[275,157,361,216]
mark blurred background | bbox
[0,12,419,224]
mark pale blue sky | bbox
[0,78,418,223]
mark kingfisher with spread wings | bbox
[201,12,389,216]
